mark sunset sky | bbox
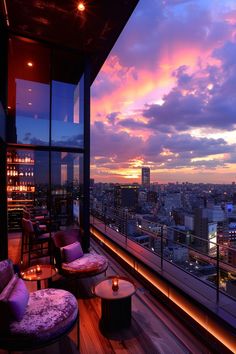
[91,0,236,184]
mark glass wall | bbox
[0,102,6,140]
[7,36,84,147]
[7,148,49,231]
[6,35,86,236]
[51,152,82,229]
[51,48,84,148]
[8,36,50,145]
[51,80,83,148]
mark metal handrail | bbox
[90,207,236,304]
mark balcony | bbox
[6,228,234,354]
[90,207,236,353]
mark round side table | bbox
[21,264,58,290]
[94,276,136,330]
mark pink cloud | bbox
[91,0,236,183]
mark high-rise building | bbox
[114,185,139,210]
[141,167,150,188]
[194,208,217,255]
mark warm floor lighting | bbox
[91,226,236,353]
[78,2,85,11]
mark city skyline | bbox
[91,0,236,184]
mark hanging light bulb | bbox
[78,2,85,12]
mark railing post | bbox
[104,208,107,232]
[216,244,220,303]
[161,225,163,270]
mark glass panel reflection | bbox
[51,80,83,148]
[8,36,50,145]
[16,80,50,145]
[51,152,82,229]
[7,148,49,231]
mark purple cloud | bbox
[91,0,236,181]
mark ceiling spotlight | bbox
[28,102,32,106]
[27,62,33,67]
[78,2,85,12]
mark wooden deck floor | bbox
[0,234,215,354]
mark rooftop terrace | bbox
[4,232,221,354]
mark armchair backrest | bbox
[22,218,34,235]
[0,259,16,332]
[52,229,81,269]
[0,259,14,294]
[52,229,80,248]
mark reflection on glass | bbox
[51,81,83,148]
[0,102,6,140]
[7,148,49,232]
[8,36,50,145]
[51,152,82,229]
[16,80,50,145]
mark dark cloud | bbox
[91,121,144,163]
[106,112,120,125]
[91,121,235,171]
[139,51,236,132]
[21,132,83,147]
[108,0,231,72]
[143,133,234,163]
[164,0,194,4]
[51,134,83,147]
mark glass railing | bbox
[90,207,236,304]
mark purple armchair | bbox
[0,259,79,352]
[52,229,108,279]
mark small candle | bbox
[112,277,119,292]
[36,265,41,274]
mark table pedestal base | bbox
[101,296,131,330]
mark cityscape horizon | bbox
[91,177,236,185]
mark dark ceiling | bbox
[1,0,139,83]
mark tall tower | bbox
[141,167,150,188]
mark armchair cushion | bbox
[9,288,78,346]
[8,278,29,321]
[0,259,78,351]
[62,241,84,263]
[62,251,108,277]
